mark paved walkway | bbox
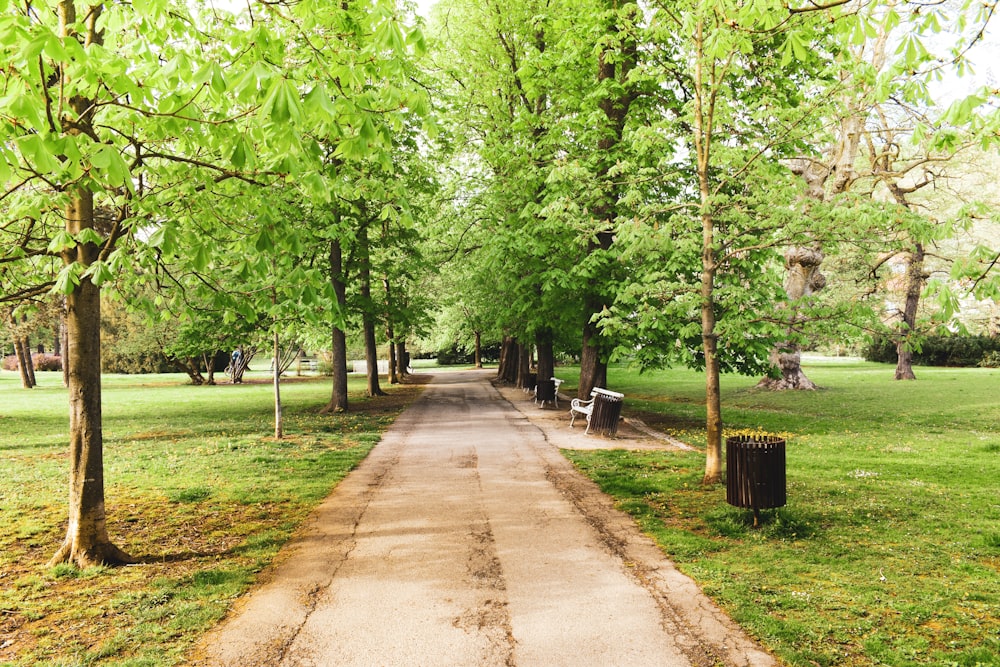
[192,370,775,667]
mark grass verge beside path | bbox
[561,360,1000,667]
[0,372,423,667]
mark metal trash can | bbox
[535,378,556,404]
[589,388,624,436]
[726,435,786,527]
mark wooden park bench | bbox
[570,387,625,435]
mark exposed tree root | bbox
[47,540,136,569]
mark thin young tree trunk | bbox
[48,0,131,568]
[383,277,398,385]
[694,20,723,486]
[273,328,283,439]
[701,212,723,486]
[323,238,349,413]
[359,224,384,397]
[473,331,482,369]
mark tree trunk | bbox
[23,335,37,387]
[395,341,407,377]
[48,1,131,568]
[535,328,554,382]
[14,336,34,389]
[473,331,482,369]
[383,277,399,384]
[184,357,205,385]
[765,112,861,389]
[387,339,399,384]
[363,320,383,397]
[323,238,349,413]
[497,335,518,384]
[49,261,132,567]
[692,31,724,486]
[579,2,636,400]
[359,225,385,397]
[579,324,607,398]
[203,352,216,385]
[273,329,283,439]
[757,248,823,390]
[516,341,532,390]
[895,243,925,381]
[230,346,250,383]
[701,215,723,486]
[60,308,69,387]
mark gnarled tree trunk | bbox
[497,335,518,384]
[895,243,925,381]
[757,247,825,390]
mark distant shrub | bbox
[1,354,61,372]
[31,353,62,371]
[863,334,1000,367]
[436,344,474,366]
[980,351,1000,368]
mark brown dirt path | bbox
[190,370,775,667]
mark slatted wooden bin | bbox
[589,389,624,436]
[726,435,786,527]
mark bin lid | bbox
[592,388,624,399]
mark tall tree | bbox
[50,0,133,566]
[1,0,427,564]
[578,0,640,399]
[595,0,843,483]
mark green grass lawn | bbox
[2,362,997,666]
[0,370,422,667]
[559,359,1000,667]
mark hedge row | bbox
[863,334,1000,368]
